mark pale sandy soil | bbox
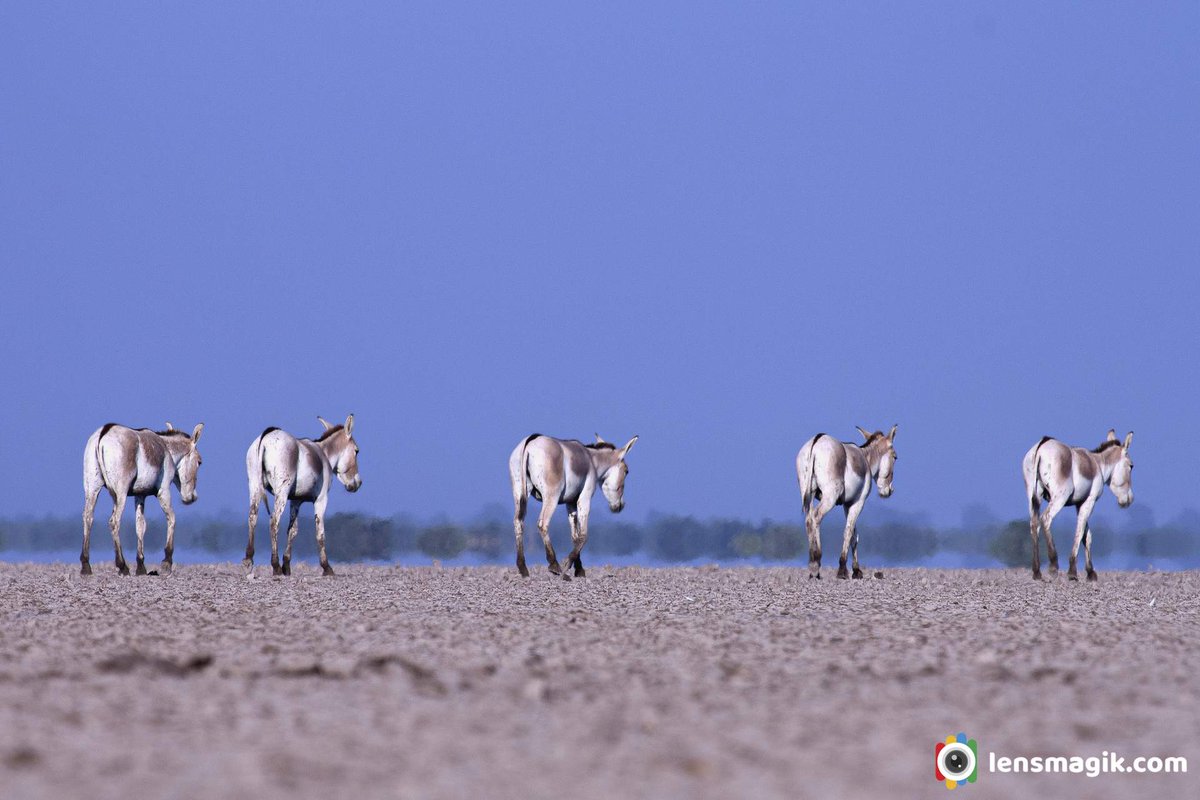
[0,563,1196,799]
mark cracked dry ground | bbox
[0,564,1196,799]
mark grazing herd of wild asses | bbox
[77,417,1137,582]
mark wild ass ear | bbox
[594,433,608,445]
[318,416,333,431]
[855,426,871,441]
[888,424,897,442]
[191,423,204,443]
[345,414,355,437]
[1107,429,1118,442]
[164,422,175,431]
[1123,431,1133,451]
[618,435,639,459]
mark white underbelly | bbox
[560,474,587,504]
[842,472,867,504]
[291,472,323,500]
[1071,476,1097,504]
[131,474,162,496]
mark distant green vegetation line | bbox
[1,513,1195,567]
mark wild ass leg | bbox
[81,485,102,576]
[837,499,865,579]
[806,495,836,579]
[512,482,529,577]
[134,497,148,575]
[577,505,591,577]
[562,504,589,577]
[158,489,175,574]
[849,528,863,579]
[1039,491,1070,579]
[314,495,334,576]
[108,490,131,576]
[281,501,301,575]
[536,492,562,576]
[269,482,292,575]
[574,506,590,577]
[1028,494,1043,580]
[1084,523,1098,582]
[561,507,578,575]
[244,492,264,573]
[1067,497,1097,581]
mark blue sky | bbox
[1,3,1196,526]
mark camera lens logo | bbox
[934,733,978,789]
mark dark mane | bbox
[1093,439,1123,453]
[585,441,617,450]
[156,429,191,438]
[316,425,344,442]
[858,432,884,448]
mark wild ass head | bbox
[162,422,204,505]
[1101,429,1134,508]
[856,424,898,498]
[592,434,638,513]
[318,414,362,493]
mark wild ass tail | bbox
[511,434,540,515]
[1026,435,1053,512]
[254,427,281,514]
[94,422,118,488]
[799,433,824,512]
[516,434,540,511]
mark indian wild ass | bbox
[509,434,638,577]
[796,426,897,579]
[1022,429,1133,581]
[81,422,204,576]
[245,415,362,576]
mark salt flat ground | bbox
[0,563,1195,799]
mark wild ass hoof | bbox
[80,562,92,576]
[561,573,572,582]
[808,573,821,580]
[1048,564,1060,578]
[136,562,147,576]
[547,562,562,576]
[159,561,172,575]
[574,568,587,578]
[836,566,849,580]
[1086,570,1098,582]
[241,558,254,575]
[322,565,335,577]
[116,564,130,576]
[281,562,291,576]
[1031,571,1042,581]
[272,564,283,576]
[1067,571,1079,582]
[852,568,863,579]
[517,564,530,578]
